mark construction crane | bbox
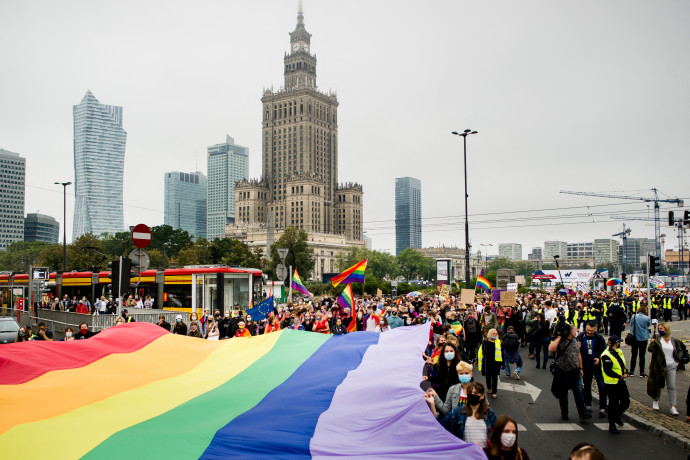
[560,188,684,260]
[612,225,631,274]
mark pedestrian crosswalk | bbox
[522,422,637,432]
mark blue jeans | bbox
[535,337,550,367]
[504,355,524,376]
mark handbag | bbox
[624,314,636,346]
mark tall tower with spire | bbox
[229,5,364,280]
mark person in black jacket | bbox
[219,311,233,339]
[607,300,626,339]
[157,314,171,331]
[578,321,607,417]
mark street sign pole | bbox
[289,265,293,303]
[117,256,123,318]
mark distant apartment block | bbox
[0,149,26,250]
[498,243,522,260]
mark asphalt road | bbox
[485,345,689,460]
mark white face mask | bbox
[65,331,72,338]
[500,433,516,448]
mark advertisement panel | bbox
[436,259,451,287]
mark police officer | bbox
[608,299,626,339]
[600,335,630,434]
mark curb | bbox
[592,393,690,451]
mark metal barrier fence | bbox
[0,308,189,340]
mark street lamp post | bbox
[54,181,72,272]
[162,242,170,270]
[452,129,478,288]
[480,243,493,270]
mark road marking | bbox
[535,423,584,431]
[518,424,527,432]
[496,379,542,402]
[593,423,636,431]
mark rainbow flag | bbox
[476,275,492,292]
[0,323,485,459]
[291,268,312,297]
[337,283,354,311]
[331,259,367,287]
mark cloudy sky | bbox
[1,0,689,257]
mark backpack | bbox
[503,333,519,353]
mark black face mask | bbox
[467,393,481,406]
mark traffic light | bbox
[669,211,675,227]
[648,255,659,276]
[108,257,132,297]
[684,210,690,226]
[622,273,627,283]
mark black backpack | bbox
[503,333,519,352]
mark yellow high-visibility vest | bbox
[601,348,627,385]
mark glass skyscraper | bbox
[72,90,127,240]
[0,148,26,250]
[207,135,248,240]
[164,171,207,239]
[24,213,59,244]
[395,177,422,255]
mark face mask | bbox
[500,433,517,448]
[225,313,230,318]
[491,335,498,340]
[176,319,181,323]
[19,331,25,337]
[458,374,472,384]
[443,351,455,361]
[467,393,481,406]
[191,316,197,320]
[659,330,666,337]
[80,328,88,333]
[65,332,72,338]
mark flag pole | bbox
[289,265,293,303]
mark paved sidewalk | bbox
[594,315,690,449]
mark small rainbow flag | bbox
[291,268,312,297]
[337,283,354,311]
[331,259,367,287]
[476,276,492,293]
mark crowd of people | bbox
[37,293,154,314]
[14,286,690,458]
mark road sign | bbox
[276,264,287,280]
[277,248,289,260]
[131,224,151,249]
[129,248,150,272]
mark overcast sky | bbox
[1,0,689,257]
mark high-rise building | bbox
[164,171,207,239]
[619,237,655,268]
[24,213,59,244]
[498,243,522,260]
[206,135,249,240]
[594,239,619,265]
[528,247,543,261]
[0,149,26,250]
[567,242,594,259]
[543,241,568,260]
[72,90,127,240]
[227,7,364,280]
[395,177,422,255]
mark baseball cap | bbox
[176,314,182,320]
[608,335,621,344]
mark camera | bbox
[554,321,571,339]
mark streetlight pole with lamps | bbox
[452,129,478,288]
[480,243,493,271]
[54,181,71,272]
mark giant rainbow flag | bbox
[0,323,484,459]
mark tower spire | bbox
[298,0,304,24]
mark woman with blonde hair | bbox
[429,360,474,417]
[479,328,503,399]
[648,322,686,415]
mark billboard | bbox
[436,259,451,286]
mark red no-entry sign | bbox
[131,224,151,249]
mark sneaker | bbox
[609,425,620,435]
[580,413,592,420]
[529,354,535,359]
[653,401,659,411]
[599,409,607,418]
[628,372,635,377]
[585,405,592,413]
[513,371,520,380]
[671,407,679,416]
[640,373,647,378]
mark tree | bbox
[101,231,135,259]
[67,234,107,271]
[397,248,435,281]
[269,227,314,281]
[0,241,48,272]
[211,238,261,268]
[513,260,537,277]
[487,257,515,272]
[335,246,399,281]
[175,238,212,266]
[38,244,65,271]
[151,225,193,259]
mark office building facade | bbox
[567,242,594,259]
[594,239,619,265]
[24,213,59,244]
[72,90,127,240]
[498,243,522,260]
[543,241,568,260]
[206,135,249,240]
[528,247,543,261]
[395,177,422,255]
[164,171,207,239]
[0,149,26,250]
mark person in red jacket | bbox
[234,321,251,337]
